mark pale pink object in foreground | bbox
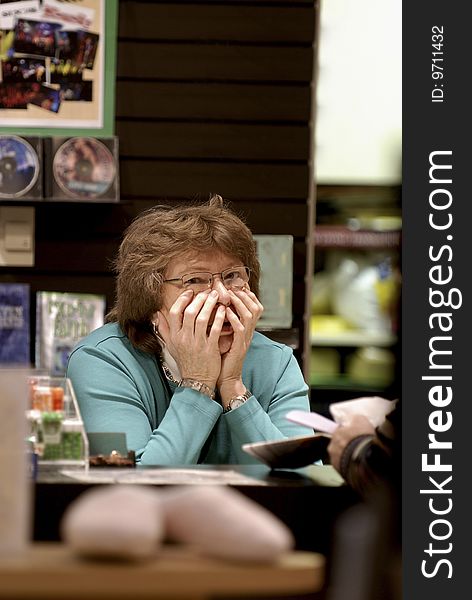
[61,484,294,563]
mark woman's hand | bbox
[218,289,263,403]
[157,289,225,390]
[327,414,375,472]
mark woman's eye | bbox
[186,277,208,285]
[224,271,239,281]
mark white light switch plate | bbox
[0,206,35,266]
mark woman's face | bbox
[158,249,247,355]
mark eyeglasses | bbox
[163,266,251,293]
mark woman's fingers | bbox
[208,305,226,342]
[242,288,264,309]
[167,290,194,330]
[193,290,218,338]
[230,289,263,323]
[228,291,252,322]
[167,290,223,352]
[247,289,264,314]
[225,306,245,339]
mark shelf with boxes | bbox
[313,224,401,250]
[310,185,401,395]
[27,374,89,472]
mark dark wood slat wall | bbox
[115,82,311,120]
[117,42,312,81]
[1,0,318,373]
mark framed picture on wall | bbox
[0,0,118,137]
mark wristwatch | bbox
[223,389,252,414]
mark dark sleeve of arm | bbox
[340,404,400,495]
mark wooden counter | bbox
[0,543,325,600]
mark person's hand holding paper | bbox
[286,396,397,433]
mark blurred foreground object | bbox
[0,369,31,557]
[61,484,294,563]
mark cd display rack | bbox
[0,135,43,200]
[0,135,120,203]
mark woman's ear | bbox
[150,312,166,345]
[154,311,170,346]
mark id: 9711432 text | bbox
[431,25,444,103]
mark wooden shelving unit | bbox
[310,185,401,405]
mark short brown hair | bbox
[106,195,260,354]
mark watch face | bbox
[230,398,245,410]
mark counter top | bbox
[0,543,325,600]
[36,463,346,487]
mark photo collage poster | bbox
[0,0,104,128]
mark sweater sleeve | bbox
[140,387,222,465]
[224,344,311,447]
[67,345,222,465]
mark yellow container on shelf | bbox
[310,347,341,381]
[346,346,395,387]
[310,314,355,336]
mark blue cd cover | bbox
[0,283,30,364]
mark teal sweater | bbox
[67,322,311,465]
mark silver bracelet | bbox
[179,378,216,401]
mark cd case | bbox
[0,135,43,200]
[45,136,119,202]
[242,433,331,469]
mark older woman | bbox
[67,195,311,465]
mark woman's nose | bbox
[211,278,231,305]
